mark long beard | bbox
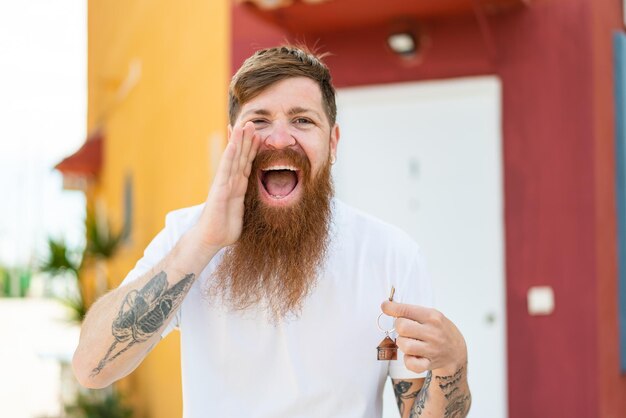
[208,148,334,320]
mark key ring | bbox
[376,286,398,361]
[376,312,395,334]
[376,286,396,334]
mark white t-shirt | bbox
[122,199,433,418]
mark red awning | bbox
[55,129,103,178]
[238,0,528,33]
[236,0,329,10]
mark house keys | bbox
[376,286,398,361]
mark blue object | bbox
[614,31,626,373]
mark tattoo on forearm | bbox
[90,271,194,376]
[393,380,419,416]
[409,371,432,418]
[435,365,472,418]
[408,366,471,418]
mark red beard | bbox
[208,148,334,319]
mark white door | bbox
[334,77,507,418]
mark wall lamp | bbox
[386,18,425,60]
[387,32,418,57]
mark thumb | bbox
[381,301,431,322]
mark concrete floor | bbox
[0,298,79,418]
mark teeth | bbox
[262,165,297,171]
[270,194,286,199]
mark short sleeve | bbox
[119,215,181,338]
[388,247,434,380]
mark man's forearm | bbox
[72,229,218,389]
[409,365,471,418]
[72,122,258,388]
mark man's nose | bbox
[263,121,296,150]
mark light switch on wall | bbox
[527,286,555,316]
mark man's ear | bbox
[330,123,340,161]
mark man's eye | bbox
[251,119,268,126]
[294,118,312,125]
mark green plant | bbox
[0,267,32,298]
[39,238,87,319]
[85,209,124,260]
[40,238,81,276]
[39,209,124,318]
[0,266,7,296]
[65,389,134,418]
[59,293,88,324]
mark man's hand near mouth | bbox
[194,121,261,253]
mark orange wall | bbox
[87,1,229,416]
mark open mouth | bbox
[259,165,300,201]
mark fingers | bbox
[382,301,442,324]
[230,122,257,180]
[212,140,236,188]
[244,132,261,178]
[396,336,437,373]
[396,336,430,358]
[395,318,433,359]
[210,122,256,190]
[228,124,245,179]
[238,122,256,177]
[403,354,431,375]
[395,317,427,338]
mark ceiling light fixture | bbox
[387,32,417,57]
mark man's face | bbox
[210,77,339,319]
[230,76,339,207]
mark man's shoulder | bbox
[333,199,419,250]
[163,203,205,234]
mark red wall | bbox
[232,1,626,416]
[494,3,598,417]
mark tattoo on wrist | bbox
[435,365,471,418]
[409,371,432,418]
[408,365,471,418]
[90,271,194,376]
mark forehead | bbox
[238,77,325,117]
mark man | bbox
[73,45,471,418]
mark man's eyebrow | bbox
[240,107,323,120]
[240,108,271,119]
[288,106,322,120]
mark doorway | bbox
[334,77,507,418]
